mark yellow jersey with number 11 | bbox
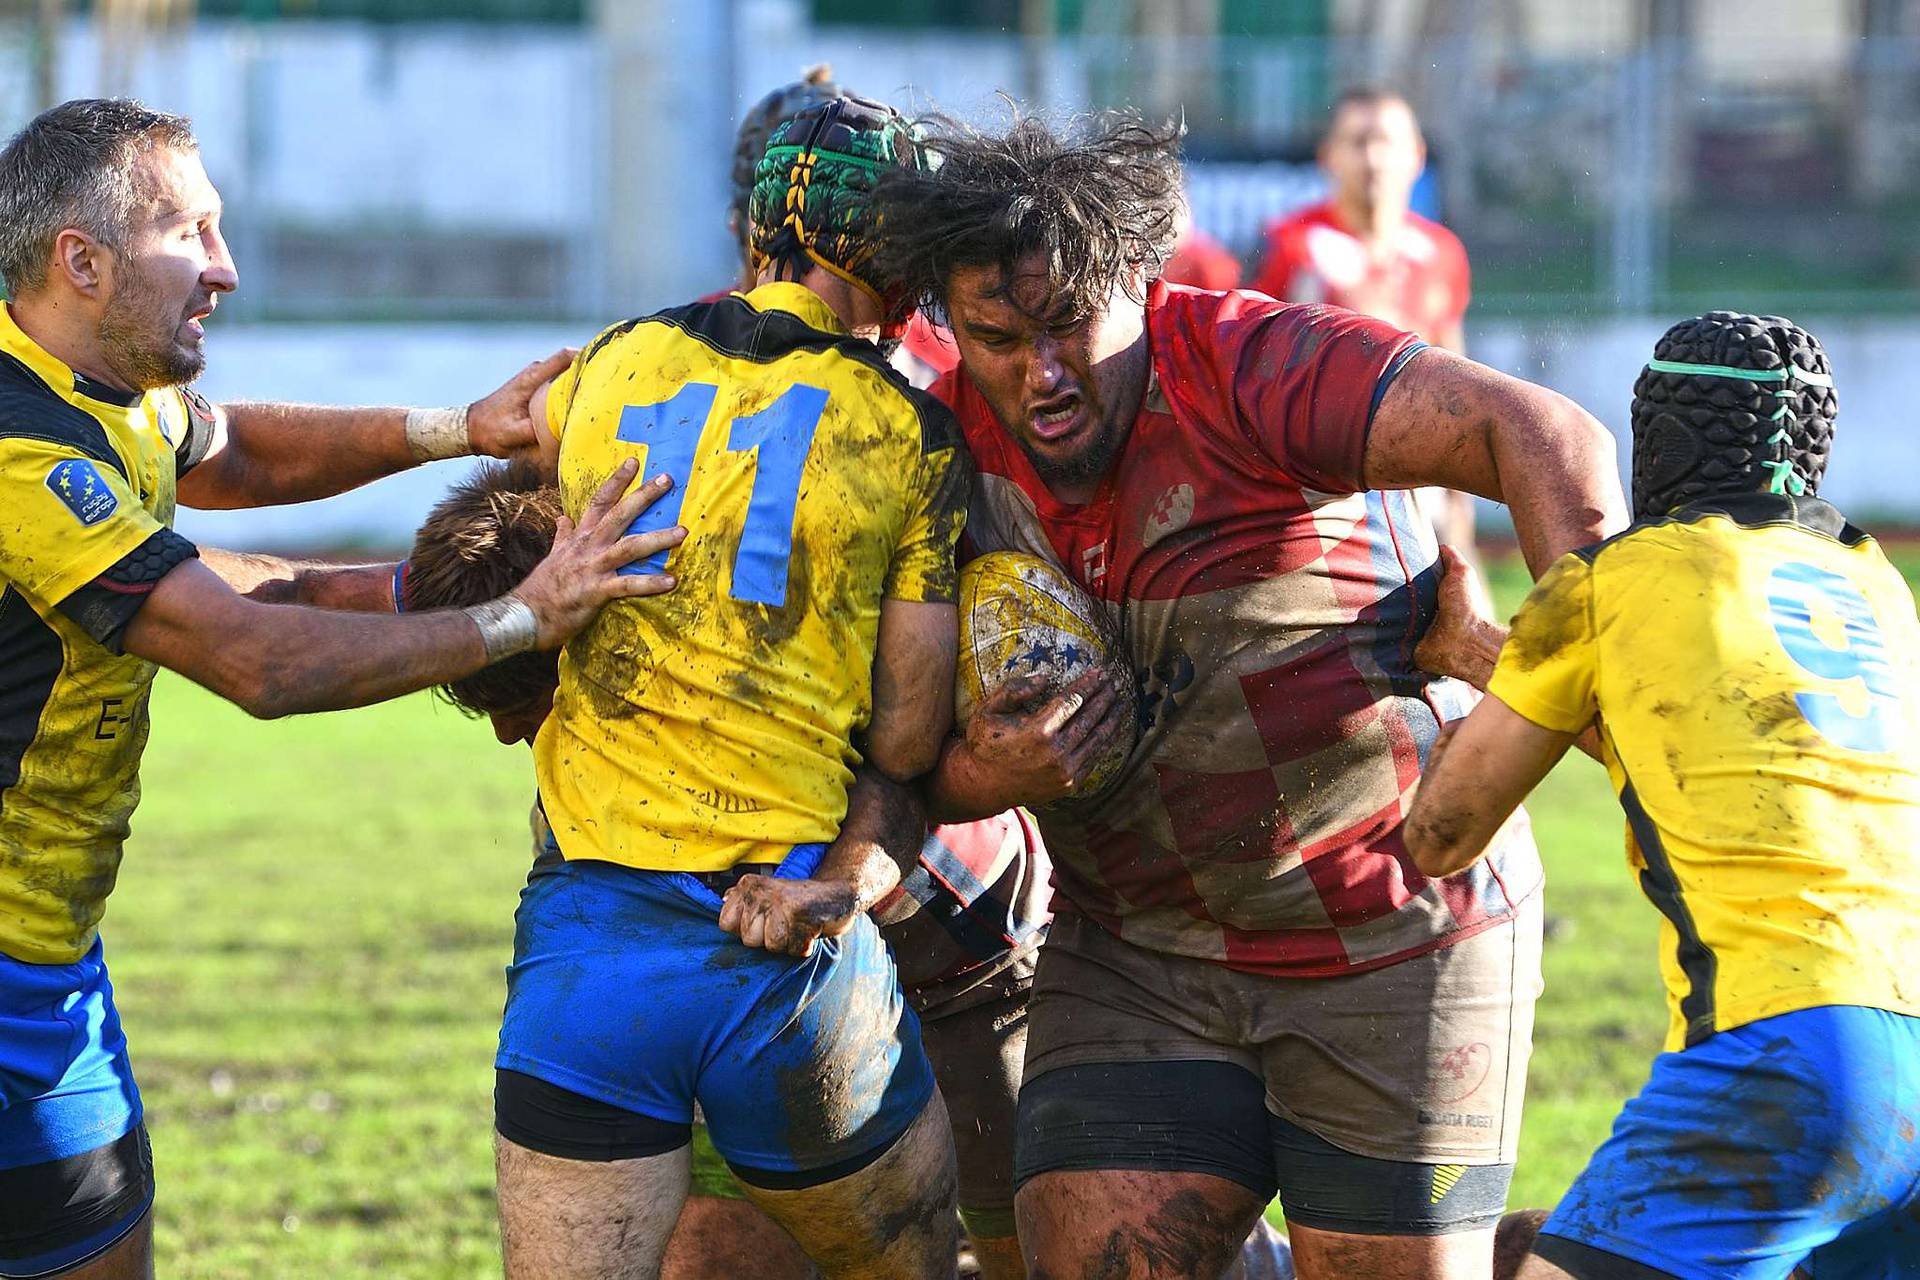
[535,283,968,873]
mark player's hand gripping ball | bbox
[956,552,1139,801]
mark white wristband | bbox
[464,595,539,662]
[404,405,472,462]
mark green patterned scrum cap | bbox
[747,93,926,307]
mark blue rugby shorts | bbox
[496,842,935,1177]
[0,938,142,1171]
[0,938,151,1277]
[1538,1004,1920,1279]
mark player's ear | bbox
[529,382,562,482]
[51,227,109,298]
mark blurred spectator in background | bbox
[1253,87,1480,565]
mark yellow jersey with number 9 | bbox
[1489,494,1920,1051]
[535,283,968,872]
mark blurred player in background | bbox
[0,98,675,1280]
[1252,87,1480,569]
[497,96,968,1279]
[1408,312,1920,1280]
[873,112,1625,1280]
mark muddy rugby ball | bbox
[954,551,1138,798]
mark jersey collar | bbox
[0,303,143,408]
[1674,492,1866,546]
[740,282,849,337]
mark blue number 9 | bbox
[1765,561,1901,753]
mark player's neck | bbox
[754,263,883,340]
[7,292,138,395]
[1332,194,1406,248]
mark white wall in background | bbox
[38,21,598,234]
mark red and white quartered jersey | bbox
[1250,200,1470,343]
[935,281,1540,977]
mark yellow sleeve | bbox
[884,438,969,604]
[1487,550,1599,734]
[0,438,165,607]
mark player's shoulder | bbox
[1148,280,1352,378]
[665,293,965,459]
[0,354,126,478]
[1407,211,1466,249]
[1588,495,1869,567]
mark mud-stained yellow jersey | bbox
[0,305,212,964]
[536,284,967,871]
[1490,494,1920,1050]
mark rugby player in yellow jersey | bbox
[0,99,683,1280]
[1407,312,1920,1279]
[494,96,969,1280]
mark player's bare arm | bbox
[719,767,926,957]
[1412,547,1609,764]
[197,547,400,609]
[1404,697,1575,878]
[865,597,960,782]
[1365,347,1626,572]
[124,462,680,718]
[175,348,576,509]
[721,597,960,955]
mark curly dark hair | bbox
[1629,311,1837,521]
[402,460,561,717]
[869,110,1185,323]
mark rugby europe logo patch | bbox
[45,459,118,526]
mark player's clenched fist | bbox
[950,668,1131,811]
[510,459,685,648]
[718,875,861,958]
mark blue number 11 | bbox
[614,381,828,608]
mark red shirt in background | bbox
[1161,228,1243,292]
[1250,199,1469,341]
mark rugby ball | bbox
[955,551,1138,798]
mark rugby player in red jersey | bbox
[1252,87,1479,567]
[870,115,1626,1280]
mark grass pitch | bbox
[109,550,1919,1277]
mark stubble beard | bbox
[97,265,205,392]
